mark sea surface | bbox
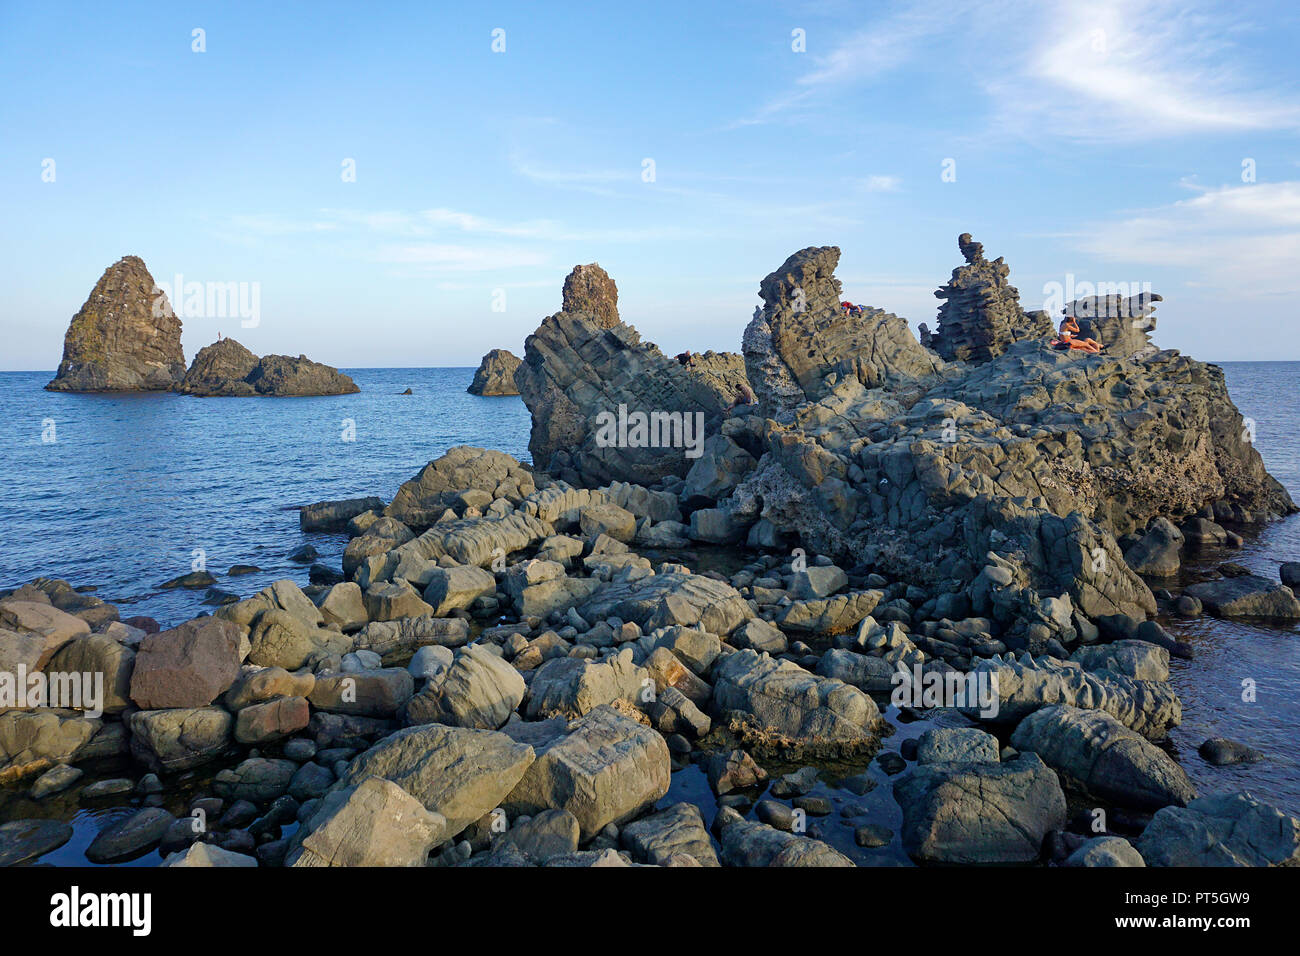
[1,361,1299,864]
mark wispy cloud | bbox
[1076,180,1300,293]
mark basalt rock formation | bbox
[46,256,186,392]
[516,263,749,487]
[467,349,522,396]
[928,234,1054,364]
[177,338,359,397]
[742,246,943,423]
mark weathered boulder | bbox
[337,724,534,838]
[620,802,720,866]
[223,666,315,710]
[129,618,242,709]
[291,778,446,867]
[384,447,535,529]
[504,705,670,839]
[234,696,310,744]
[127,706,232,773]
[1185,575,1300,620]
[525,649,647,719]
[421,565,496,617]
[916,727,1000,765]
[1064,836,1146,867]
[578,570,752,636]
[1010,705,1196,810]
[0,710,102,778]
[246,610,351,671]
[964,653,1181,740]
[0,601,90,669]
[717,818,854,867]
[213,757,298,803]
[45,634,135,714]
[893,753,1066,864]
[85,807,176,863]
[467,348,522,396]
[1123,517,1184,577]
[308,669,414,718]
[1136,793,1300,867]
[162,843,258,867]
[403,643,525,729]
[712,650,880,749]
[300,496,386,532]
[0,819,75,866]
[46,256,186,392]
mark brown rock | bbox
[129,618,243,709]
[46,256,186,392]
[467,348,522,396]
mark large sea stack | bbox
[177,337,359,396]
[515,262,749,487]
[46,256,186,392]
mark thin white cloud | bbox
[1076,181,1300,293]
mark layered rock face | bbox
[177,338,359,396]
[928,234,1054,364]
[722,239,1293,635]
[516,263,748,487]
[46,256,186,392]
[742,246,943,422]
[467,348,522,396]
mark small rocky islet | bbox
[5,234,1300,868]
[45,256,358,397]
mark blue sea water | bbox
[1,360,1299,862]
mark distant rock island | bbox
[177,337,359,397]
[46,255,358,397]
[467,348,522,396]
[46,256,186,392]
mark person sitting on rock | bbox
[729,382,756,410]
[841,300,864,317]
[1051,316,1104,353]
[674,350,695,368]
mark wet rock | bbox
[85,807,176,863]
[0,818,75,865]
[1185,574,1300,620]
[1198,737,1264,766]
[29,763,83,799]
[1123,518,1184,577]
[300,497,387,532]
[705,748,768,795]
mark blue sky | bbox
[2,0,1299,369]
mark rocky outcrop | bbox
[47,256,186,392]
[177,337,359,396]
[742,246,943,422]
[515,263,746,486]
[467,348,522,396]
[928,233,1053,364]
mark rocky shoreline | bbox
[6,237,1300,868]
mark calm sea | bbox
[1,362,1297,822]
